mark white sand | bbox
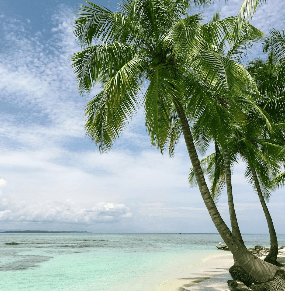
[156,252,234,291]
[156,249,285,291]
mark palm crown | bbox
[248,42,285,190]
[72,0,264,154]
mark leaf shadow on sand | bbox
[178,267,230,291]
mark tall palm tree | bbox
[189,118,283,265]
[246,42,285,264]
[72,0,280,282]
[236,117,282,266]
[189,48,285,266]
[185,11,264,252]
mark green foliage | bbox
[188,25,285,203]
[238,0,267,23]
[263,29,285,64]
[189,150,227,200]
[73,0,200,151]
[72,0,267,159]
[270,170,285,188]
[72,43,139,93]
[247,43,285,190]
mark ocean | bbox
[0,233,285,291]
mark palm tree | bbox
[189,50,285,266]
[236,116,282,266]
[190,49,285,265]
[185,11,264,252]
[246,41,285,264]
[72,0,280,282]
[190,117,283,265]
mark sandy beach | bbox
[156,252,234,291]
[156,248,285,291]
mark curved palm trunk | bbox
[224,146,246,249]
[174,98,278,282]
[251,166,279,264]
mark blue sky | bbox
[0,0,284,233]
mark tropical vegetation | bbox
[72,0,285,287]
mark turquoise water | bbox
[0,233,285,291]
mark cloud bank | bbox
[0,1,284,232]
[0,196,131,224]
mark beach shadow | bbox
[177,269,231,291]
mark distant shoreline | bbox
[1,230,88,233]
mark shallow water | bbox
[0,233,284,291]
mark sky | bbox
[0,0,284,233]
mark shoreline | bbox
[156,249,285,291]
[156,252,234,291]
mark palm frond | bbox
[226,22,264,60]
[85,79,139,152]
[85,91,113,152]
[188,153,215,187]
[199,16,263,61]
[167,109,182,157]
[201,16,237,53]
[72,43,138,93]
[84,53,144,151]
[263,28,285,63]
[104,54,144,108]
[270,171,285,188]
[144,68,178,152]
[238,0,266,23]
[190,50,258,103]
[165,13,202,59]
[192,123,212,155]
[183,73,234,145]
[74,1,126,45]
[188,149,227,202]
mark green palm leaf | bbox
[74,1,125,45]
[84,53,144,151]
[264,29,285,63]
[238,0,266,23]
[72,42,139,93]
[270,171,285,188]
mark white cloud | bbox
[0,146,192,203]
[0,197,131,224]
[191,0,285,62]
[0,9,89,150]
[0,2,284,233]
[0,179,7,187]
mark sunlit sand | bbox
[156,248,285,291]
[156,253,233,290]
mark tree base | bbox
[228,270,285,291]
[229,265,258,286]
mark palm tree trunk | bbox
[173,97,278,282]
[251,166,279,264]
[223,146,246,249]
